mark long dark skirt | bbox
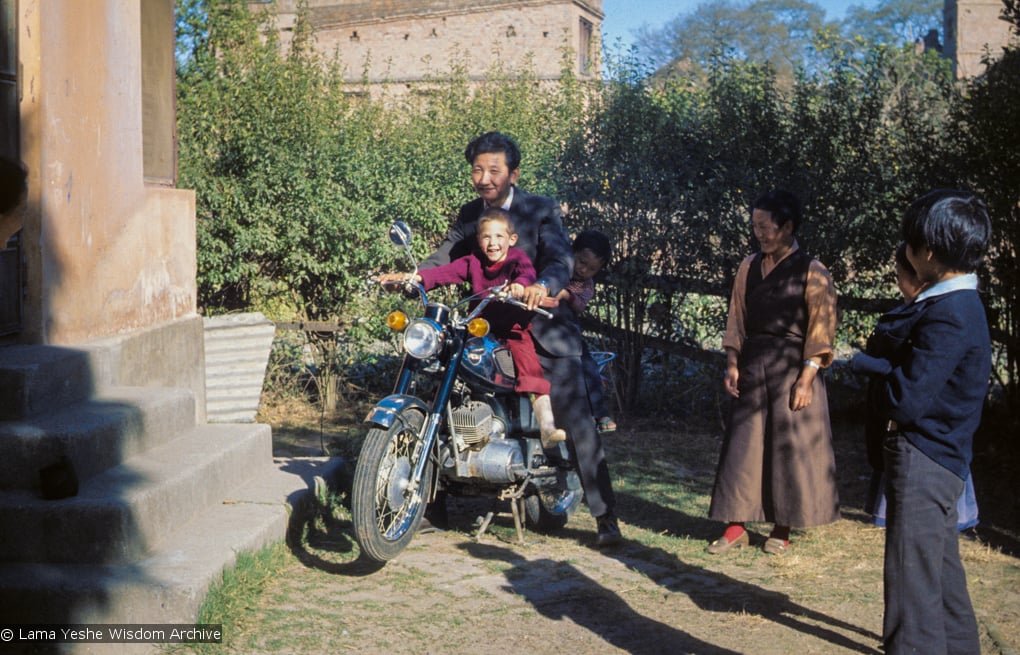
[708,336,840,528]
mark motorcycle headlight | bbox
[402,318,444,359]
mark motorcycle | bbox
[351,221,583,563]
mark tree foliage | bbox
[176,0,1020,413]
[558,40,958,409]
[841,0,943,45]
[634,0,943,84]
[635,0,830,81]
[176,0,583,322]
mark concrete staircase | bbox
[0,344,341,651]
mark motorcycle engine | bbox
[450,400,506,446]
[446,400,524,483]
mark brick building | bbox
[255,0,603,91]
[945,0,1017,78]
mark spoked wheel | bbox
[524,469,583,532]
[351,408,433,562]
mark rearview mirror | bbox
[388,221,412,248]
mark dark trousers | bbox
[883,434,980,655]
[539,349,615,518]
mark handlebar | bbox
[375,278,555,319]
[497,293,554,319]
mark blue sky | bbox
[601,0,860,50]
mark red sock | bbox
[723,523,745,542]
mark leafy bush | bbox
[177,0,1020,417]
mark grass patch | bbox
[163,543,292,654]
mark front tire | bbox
[351,408,432,562]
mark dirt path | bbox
[208,493,1018,655]
[236,409,1020,655]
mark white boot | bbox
[531,393,566,449]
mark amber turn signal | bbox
[467,318,490,337]
[387,311,409,331]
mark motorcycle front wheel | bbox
[351,408,433,562]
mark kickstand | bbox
[510,496,527,545]
[473,496,528,545]
[474,510,495,541]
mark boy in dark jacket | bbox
[851,189,991,655]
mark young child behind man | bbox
[377,207,566,448]
[556,229,617,433]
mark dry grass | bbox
[226,392,1020,655]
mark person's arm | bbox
[521,195,572,309]
[565,279,594,315]
[802,259,837,367]
[417,255,472,291]
[721,258,751,399]
[791,259,838,411]
[850,352,893,376]
[421,200,481,270]
[721,257,751,354]
[507,250,537,298]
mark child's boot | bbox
[531,394,566,449]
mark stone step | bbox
[0,386,197,491]
[0,422,272,564]
[0,345,95,421]
[0,457,345,654]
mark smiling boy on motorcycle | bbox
[377,207,566,449]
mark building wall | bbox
[945,0,1016,78]
[262,0,603,89]
[18,0,196,346]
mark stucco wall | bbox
[19,0,196,346]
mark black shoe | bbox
[596,512,622,547]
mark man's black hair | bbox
[901,189,991,273]
[464,132,521,171]
[751,189,802,234]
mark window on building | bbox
[578,17,593,76]
[141,0,176,185]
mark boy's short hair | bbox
[573,229,611,264]
[752,189,802,234]
[901,189,991,273]
[478,206,515,234]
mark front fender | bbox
[364,394,431,429]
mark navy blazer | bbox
[421,187,580,356]
[871,288,990,479]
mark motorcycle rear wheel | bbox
[351,408,432,562]
[524,469,583,531]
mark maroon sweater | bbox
[418,248,536,333]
